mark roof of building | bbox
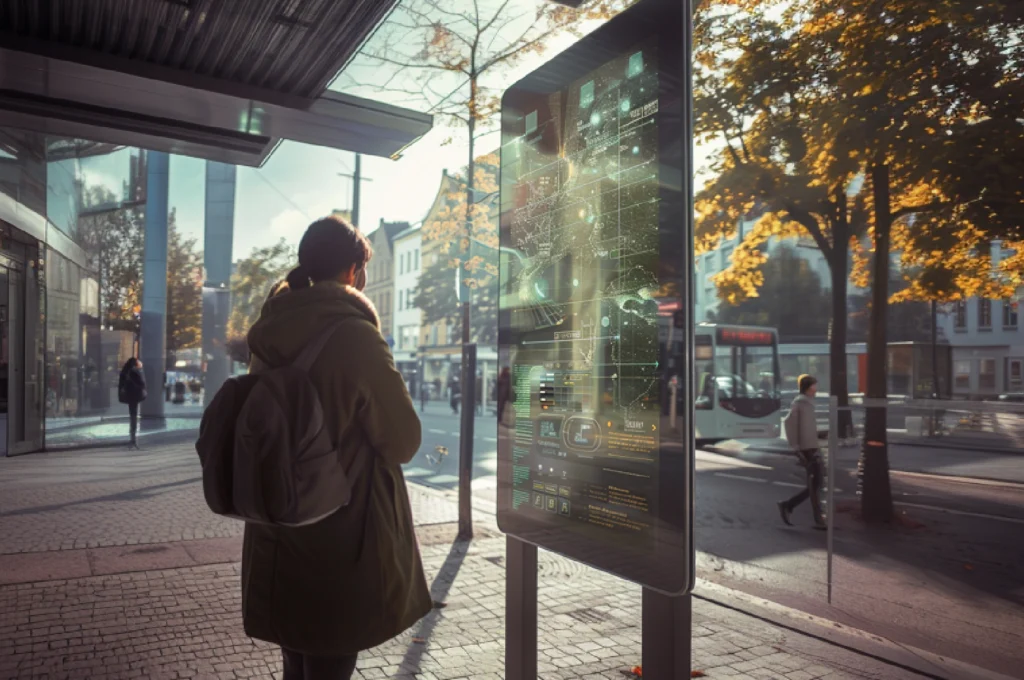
[379,220,412,242]
[393,224,422,242]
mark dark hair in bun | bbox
[285,216,372,290]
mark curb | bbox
[693,580,1018,680]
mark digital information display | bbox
[497,0,692,594]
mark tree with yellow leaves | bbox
[696,0,1023,522]
[416,154,501,344]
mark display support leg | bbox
[642,589,691,679]
[506,536,537,680]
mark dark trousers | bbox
[281,649,357,680]
[784,449,824,523]
[128,402,139,443]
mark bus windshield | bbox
[713,345,780,399]
[704,327,782,418]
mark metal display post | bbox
[827,396,838,604]
[458,342,477,540]
[505,536,538,680]
[642,590,692,679]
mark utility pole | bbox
[337,153,372,228]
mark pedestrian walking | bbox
[242,216,429,680]
[117,358,147,449]
[778,374,826,529]
[449,378,461,414]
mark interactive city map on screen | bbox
[499,41,663,546]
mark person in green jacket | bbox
[244,216,430,680]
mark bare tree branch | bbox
[410,0,474,23]
[478,0,516,40]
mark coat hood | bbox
[247,282,380,367]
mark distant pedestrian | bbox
[497,367,513,427]
[778,374,826,529]
[449,378,461,414]
[118,358,147,450]
[420,384,428,412]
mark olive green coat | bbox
[242,282,430,656]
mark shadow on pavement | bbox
[400,538,471,673]
[0,476,202,516]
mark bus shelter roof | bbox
[0,0,432,165]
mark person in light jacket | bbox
[243,216,430,680]
[778,374,826,529]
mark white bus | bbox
[694,324,782,444]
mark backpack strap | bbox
[292,319,351,373]
[292,317,375,487]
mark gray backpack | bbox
[196,321,368,526]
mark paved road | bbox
[691,447,1024,678]
[408,410,1024,678]
[402,402,501,493]
[717,435,1024,484]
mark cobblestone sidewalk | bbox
[0,445,920,680]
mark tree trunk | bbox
[828,191,853,439]
[859,163,895,523]
[462,80,477,345]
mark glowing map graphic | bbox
[502,44,661,420]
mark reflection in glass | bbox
[692,0,1022,674]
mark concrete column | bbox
[202,161,236,404]
[139,151,169,421]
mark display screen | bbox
[498,0,691,594]
[503,43,660,542]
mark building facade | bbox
[937,243,1023,397]
[698,224,1017,399]
[364,219,408,343]
[391,225,422,394]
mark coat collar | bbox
[266,280,380,330]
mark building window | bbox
[407,288,416,309]
[1003,301,1018,329]
[398,290,404,310]
[954,360,971,390]
[1009,359,1023,391]
[1008,359,1023,391]
[978,299,992,329]
[399,325,418,350]
[431,325,439,346]
[414,248,420,271]
[954,301,967,329]
[721,245,734,270]
[979,358,996,390]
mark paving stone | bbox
[0,443,922,680]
